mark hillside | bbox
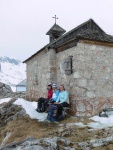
[0,96,113,149]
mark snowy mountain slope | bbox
[0,56,26,91]
[0,56,21,65]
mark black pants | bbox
[37,97,49,111]
[57,102,69,117]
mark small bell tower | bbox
[46,15,66,43]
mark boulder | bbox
[0,82,4,88]
[0,98,27,126]
[0,82,12,97]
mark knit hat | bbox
[52,83,57,88]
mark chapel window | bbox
[64,56,73,75]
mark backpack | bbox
[47,104,58,122]
[36,98,47,112]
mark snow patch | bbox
[11,86,16,92]
[74,122,86,127]
[14,98,47,121]
[88,115,113,130]
[0,98,11,104]
[1,96,113,129]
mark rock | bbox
[78,142,89,150]
[1,137,75,150]
[0,82,12,97]
[86,91,95,98]
[0,91,25,99]
[4,84,12,91]
[78,79,87,87]
[77,135,113,149]
[73,71,82,78]
[0,99,27,126]
[0,82,4,88]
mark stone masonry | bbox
[26,40,113,116]
[56,41,113,116]
[26,48,56,100]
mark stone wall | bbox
[26,48,56,100]
[56,41,113,116]
[26,40,113,116]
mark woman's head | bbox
[59,85,65,91]
[47,85,52,90]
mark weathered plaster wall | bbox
[26,48,56,100]
[56,41,113,116]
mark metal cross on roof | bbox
[52,15,58,24]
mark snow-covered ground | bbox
[63,116,113,130]
[14,98,47,121]
[0,56,26,92]
[11,99,113,128]
[1,97,113,128]
[0,98,11,105]
[88,115,113,130]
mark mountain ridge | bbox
[0,56,21,65]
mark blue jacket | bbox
[52,90,59,101]
[56,91,69,104]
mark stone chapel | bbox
[23,19,113,116]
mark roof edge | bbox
[23,46,47,63]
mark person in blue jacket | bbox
[54,85,69,120]
[51,83,59,102]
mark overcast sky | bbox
[0,0,113,61]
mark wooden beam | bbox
[80,39,113,47]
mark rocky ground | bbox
[0,93,113,150]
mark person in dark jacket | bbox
[36,83,53,112]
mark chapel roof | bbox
[23,19,113,63]
[77,29,113,42]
